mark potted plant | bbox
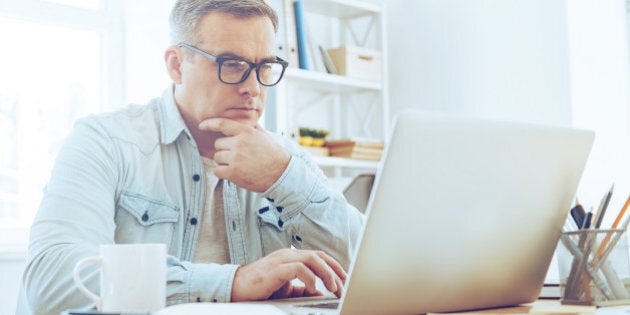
[311,129,330,147]
[298,127,313,146]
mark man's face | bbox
[174,12,276,129]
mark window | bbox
[0,0,124,246]
[43,0,104,10]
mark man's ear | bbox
[165,46,183,84]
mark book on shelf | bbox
[270,0,334,73]
[331,151,381,161]
[319,45,337,74]
[324,138,385,161]
[302,146,329,157]
[325,138,385,149]
[293,0,310,70]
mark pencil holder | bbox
[558,229,630,306]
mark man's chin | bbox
[222,114,259,127]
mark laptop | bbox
[270,110,595,314]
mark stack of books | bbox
[324,139,385,161]
[302,146,329,157]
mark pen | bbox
[593,184,614,229]
[582,211,592,229]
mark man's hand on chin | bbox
[198,117,291,192]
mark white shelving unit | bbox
[268,0,388,180]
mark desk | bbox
[428,299,597,315]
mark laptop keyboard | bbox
[298,302,340,309]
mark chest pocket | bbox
[115,191,180,245]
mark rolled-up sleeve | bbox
[262,144,365,270]
[165,256,239,304]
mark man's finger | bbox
[333,276,344,298]
[302,255,339,294]
[318,252,348,281]
[199,117,249,136]
[275,249,343,294]
[270,282,292,300]
[276,263,320,296]
[214,136,237,151]
[213,151,231,166]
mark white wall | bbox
[566,0,630,217]
[386,0,630,212]
[385,0,630,281]
[386,0,572,126]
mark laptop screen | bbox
[338,110,593,314]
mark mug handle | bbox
[73,256,103,310]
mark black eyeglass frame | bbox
[177,43,288,87]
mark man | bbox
[21,0,364,313]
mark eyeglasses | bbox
[177,43,288,87]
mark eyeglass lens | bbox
[220,60,284,86]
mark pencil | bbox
[596,194,630,258]
[611,194,630,229]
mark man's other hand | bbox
[230,248,347,301]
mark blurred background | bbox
[1,0,629,313]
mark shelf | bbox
[302,0,381,19]
[283,68,382,93]
[311,156,379,170]
[272,0,388,172]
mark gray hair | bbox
[169,0,279,45]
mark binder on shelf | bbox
[282,0,299,68]
[293,0,310,70]
[268,0,287,60]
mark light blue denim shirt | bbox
[22,87,364,315]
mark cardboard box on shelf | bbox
[327,46,383,82]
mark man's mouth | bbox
[230,107,257,111]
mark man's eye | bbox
[223,60,247,71]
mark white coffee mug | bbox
[73,243,167,312]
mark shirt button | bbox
[193,174,200,182]
[141,211,149,222]
[276,206,283,213]
[278,219,284,228]
[190,217,198,225]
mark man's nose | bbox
[238,69,261,96]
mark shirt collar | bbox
[159,85,194,145]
